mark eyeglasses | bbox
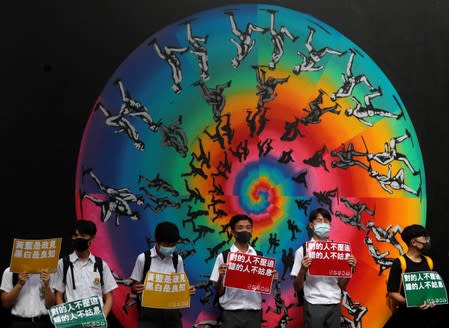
[414,239,430,246]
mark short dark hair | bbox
[309,207,332,222]
[229,214,253,231]
[155,221,180,243]
[74,220,97,237]
[401,224,429,246]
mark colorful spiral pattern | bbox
[76,4,425,327]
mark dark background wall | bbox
[1,0,448,323]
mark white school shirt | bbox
[210,244,262,310]
[0,267,55,317]
[290,238,341,304]
[53,252,117,303]
[130,247,184,282]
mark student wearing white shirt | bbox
[1,268,55,328]
[291,207,357,328]
[210,214,276,328]
[53,220,117,318]
[130,221,195,328]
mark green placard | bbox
[49,295,107,328]
[402,271,448,308]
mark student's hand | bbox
[17,272,29,287]
[131,283,145,294]
[272,270,279,281]
[347,255,357,270]
[189,286,196,295]
[419,301,436,310]
[40,269,50,287]
[218,263,228,277]
[300,256,312,272]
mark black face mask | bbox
[235,231,252,244]
[421,242,431,254]
[72,238,90,252]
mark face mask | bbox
[159,245,176,257]
[420,242,431,254]
[235,231,252,244]
[314,223,331,238]
[72,238,90,252]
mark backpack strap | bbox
[12,273,18,287]
[142,250,152,282]
[93,256,104,287]
[142,250,178,282]
[63,255,76,290]
[172,252,179,273]
[396,255,407,293]
[222,249,230,264]
[424,256,434,270]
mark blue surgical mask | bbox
[159,245,176,257]
[314,223,331,238]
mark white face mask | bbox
[314,223,331,238]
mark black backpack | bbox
[141,249,179,281]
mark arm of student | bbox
[338,255,357,290]
[293,256,311,292]
[131,280,145,294]
[55,291,64,305]
[1,272,29,308]
[102,291,113,317]
[214,263,227,297]
[189,285,196,295]
[387,291,406,305]
[40,269,55,308]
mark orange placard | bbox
[141,271,190,309]
[10,238,62,273]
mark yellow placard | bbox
[141,271,190,309]
[10,238,62,273]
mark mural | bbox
[76,4,425,327]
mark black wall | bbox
[2,0,448,323]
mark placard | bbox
[223,252,276,294]
[307,241,352,277]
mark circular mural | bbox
[76,4,425,327]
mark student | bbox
[130,221,195,328]
[53,220,117,317]
[384,224,436,327]
[1,267,55,328]
[210,214,275,328]
[291,207,357,328]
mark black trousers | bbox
[9,315,52,328]
[138,308,182,328]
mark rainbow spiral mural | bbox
[76,4,425,327]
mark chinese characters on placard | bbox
[142,272,190,309]
[307,241,352,277]
[402,271,448,307]
[49,295,107,328]
[224,253,276,294]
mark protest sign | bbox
[141,271,190,309]
[10,238,61,273]
[223,252,276,294]
[402,271,448,307]
[307,241,352,278]
[49,295,107,328]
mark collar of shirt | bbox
[69,251,95,263]
[230,243,256,255]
